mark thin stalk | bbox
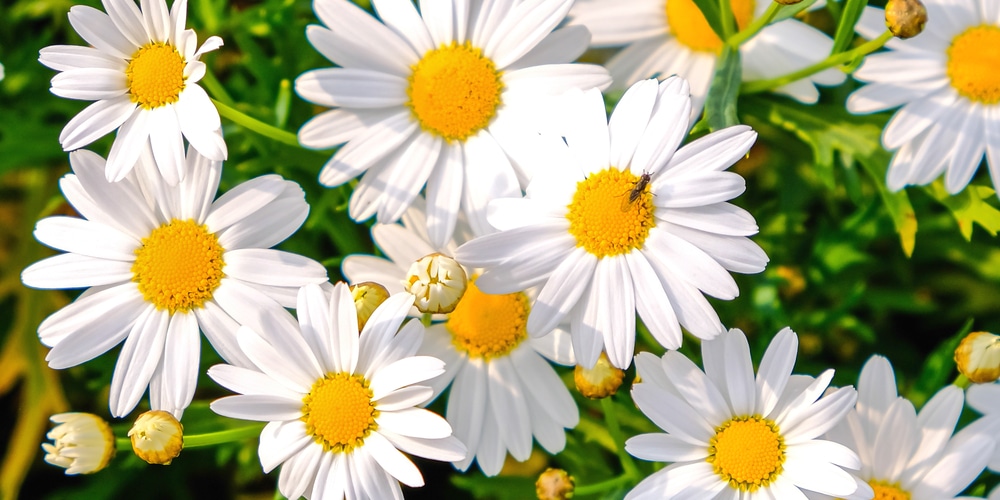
[727,2,782,47]
[212,98,302,148]
[115,423,266,452]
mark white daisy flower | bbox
[39,0,226,185]
[968,381,1000,473]
[568,0,845,114]
[21,147,327,418]
[209,283,466,500]
[295,0,612,248]
[626,327,865,499]
[848,1,1000,196]
[454,77,768,369]
[343,200,578,476]
[808,355,1000,500]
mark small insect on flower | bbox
[621,170,652,212]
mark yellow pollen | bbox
[127,43,185,109]
[707,416,785,491]
[947,25,1000,104]
[132,219,224,313]
[446,278,529,359]
[407,42,504,142]
[666,0,756,53]
[302,373,378,453]
[566,168,655,258]
[862,480,911,500]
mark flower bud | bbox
[574,352,625,399]
[350,281,390,330]
[885,0,927,39]
[955,331,1000,383]
[536,468,575,500]
[128,410,183,465]
[42,413,116,475]
[404,253,467,314]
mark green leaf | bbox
[705,45,742,131]
[691,0,727,41]
[772,0,819,23]
[830,0,870,54]
[925,183,1000,240]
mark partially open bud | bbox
[955,331,1000,383]
[405,253,467,314]
[129,410,183,465]
[574,352,625,399]
[885,0,927,39]
[350,281,390,330]
[42,413,116,475]
[536,468,575,500]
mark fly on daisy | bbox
[342,200,579,476]
[209,283,467,500]
[848,1,1000,197]
[295,0,611,248]
[626,327,867,499]
[21,147,327,418]
[39,0,226,185]
[568,0,845,115]
[455,77,768,369]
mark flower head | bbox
[209,282,465,500]
[21,147,327,418]
[625,328,865,499]
[455,77,768,369]
[295,0,611,247]
[39,0,227,184]
[848,0,1000,197]
[42,413,116,475]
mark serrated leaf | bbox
[706,45,742,131]
[925,183,1000,240]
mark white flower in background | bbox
[455,77,767,369]
[39,0,226,185]
[626,328,866,499]
[967,381,1000,473]
[343,201,578,476]
[849,0,1000,196]
[808,356,1000,500]
[569,0,844,115]
[209,283,466,500]
[295,0,611,248]
[42,413,117,475]
[21,147,327,418]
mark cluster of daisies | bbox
[24,0,1000,498]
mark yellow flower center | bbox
[666,0,756,53]
[566,168,655,258]
[302,372,378,453]
[866,480,911,500]
[127,43,185,109]
[947,25,1000,104]
[446,278,529,359]
[407,42,504,142]
[132,219,224,313]
[707,416,785,491]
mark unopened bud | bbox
[350,281,390,330]
[955,331,1000,383]
[405,253,467,314]
[536,468,575,500]
[574,352,625,399]
[129,410,183,465]
[885,0,927,39]
[42,413,116,475]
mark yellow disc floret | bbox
[132,219,224,313]
[867,480,911,500]
[707,416,785,491]
[302,372,378,453]
[127,43,186,109]
[446,278,529,359]
[947,25,1000,104]
[667,0,756,53]
[566,168,655,258]
[407,42,503,142]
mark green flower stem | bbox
[601,396,641,481]
[727,2,781,47]
[953,373,971,389]
[115,423,266,452]
[718,0,737,39]
[740,30,893,95]
[212,98,302,148]
[573,474,635,496]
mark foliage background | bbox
[1,0,998,498]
